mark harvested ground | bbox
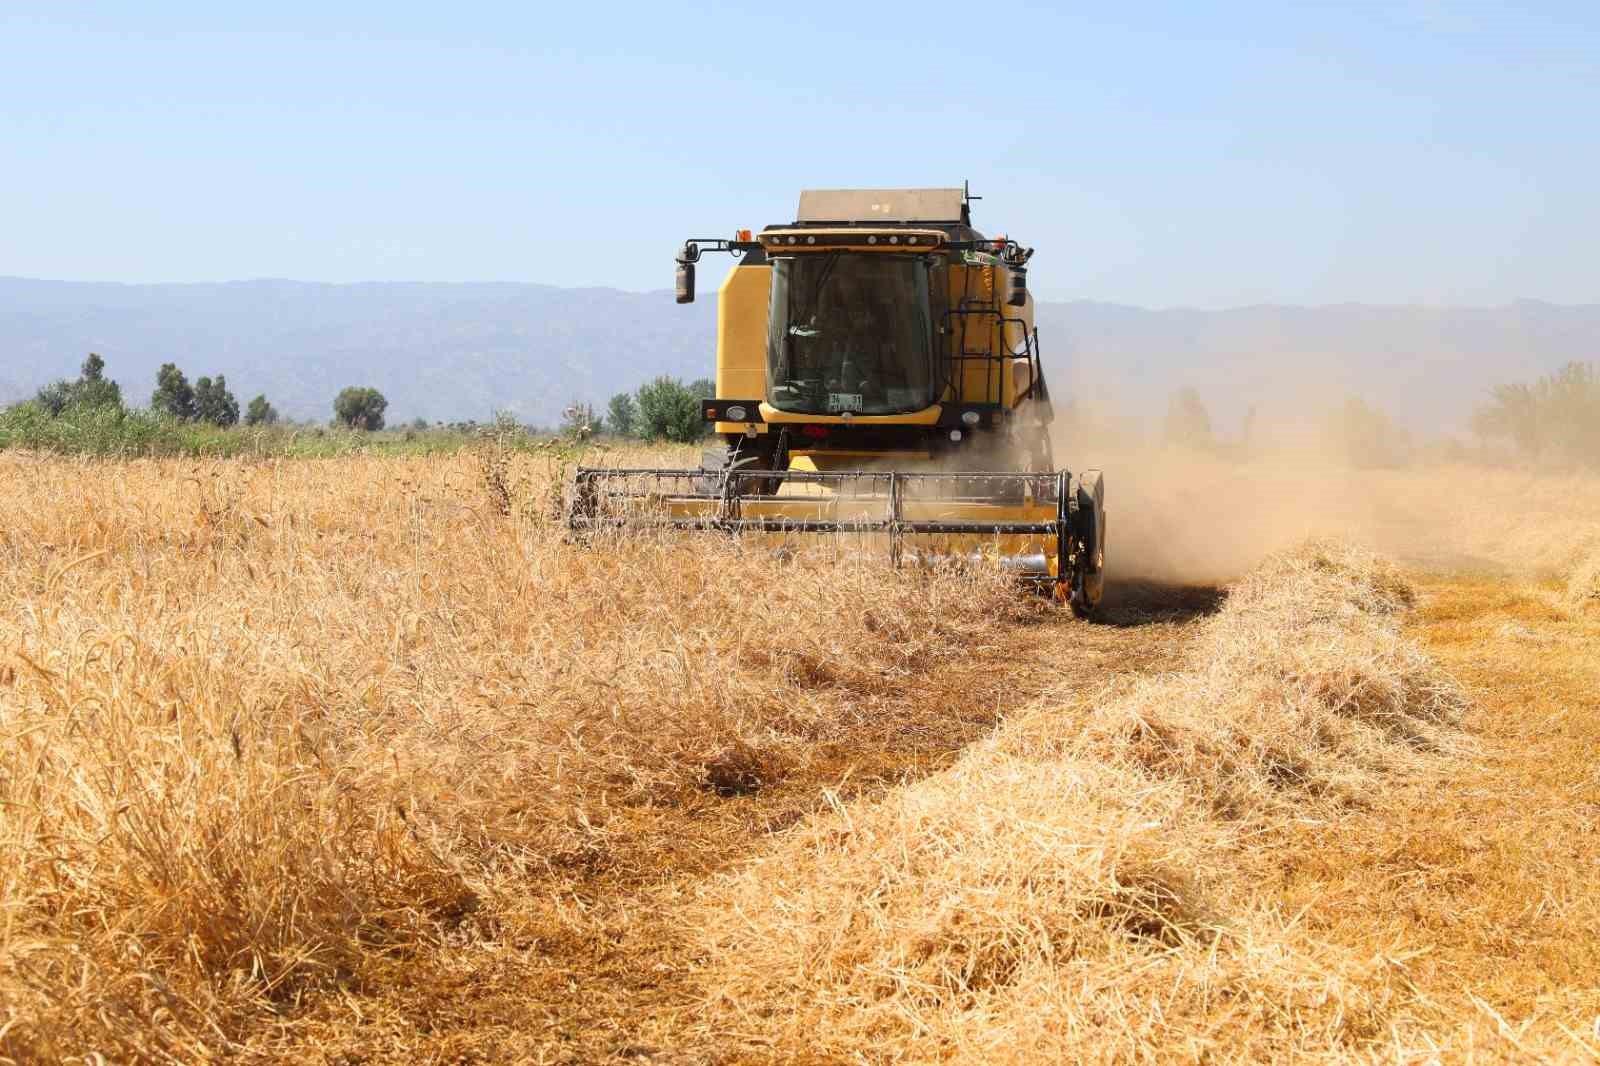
[1568,546,1600,610]
[2,450,1598,1063]
[1265,573,1600,1060]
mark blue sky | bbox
[3,2,1596,307]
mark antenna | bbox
[962,179,981,225]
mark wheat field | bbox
[2,446,1598,1063]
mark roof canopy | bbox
[796,188,966,225]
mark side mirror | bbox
[1006,266,1027,307]
[675,259,696,304]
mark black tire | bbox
[694,439,780,496]
[1069,469,1105,617]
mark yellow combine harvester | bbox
[570,186,1105,614]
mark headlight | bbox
[724,404,748,421]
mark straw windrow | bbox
[696,541,1470,1061]
[1567,545,1600,610]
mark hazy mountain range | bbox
[2,276,1596,435]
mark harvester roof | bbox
[796,188,967,225]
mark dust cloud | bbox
[1055,425,1600,586]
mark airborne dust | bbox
[1053,419,1600,585]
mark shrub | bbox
[635,376,704,443]
[333,386,388,431]
[35,353,123,415]
[244,394,280,426]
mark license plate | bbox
[827,393,863,412]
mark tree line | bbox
[1156,365,1600,471]
[31,354,1594,466]
[1472,361,1600,467]
[22,353,392,431]
[24,356,719,441]
[564,376,716,443]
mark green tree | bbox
[151,363,197,420]
[194,375,240,426]
[34,380,75,417]
[36,353,122,415]
[605,391,637,436]
[74,353,122,409]
[244,394,279,426]
[333,386,388,431]
[688,379,716,440]
[1162,386,1213,449]
[635,376,703,443]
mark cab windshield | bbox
[766,253,934,415]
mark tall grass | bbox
[0,448,1027,1061]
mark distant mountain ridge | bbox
[2,277,1595,433]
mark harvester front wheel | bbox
[695,440,782,496]
[1068,469,1106,617]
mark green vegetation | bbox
[2,355,475,458]
[151,363,243,426]
[194,375,240,426]
[11,355,721,456]
[566,377,717,443]
[244,394,280,426]
[628,375,714,442]
[151,363,197,420]
[0,401,486,458]
[605,392,637,436]
[35,354,122,416]
[333,386,388,431]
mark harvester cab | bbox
[571,185,1105,614]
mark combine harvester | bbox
[570,186,1106,614]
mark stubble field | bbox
[1,444,1598,1064]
